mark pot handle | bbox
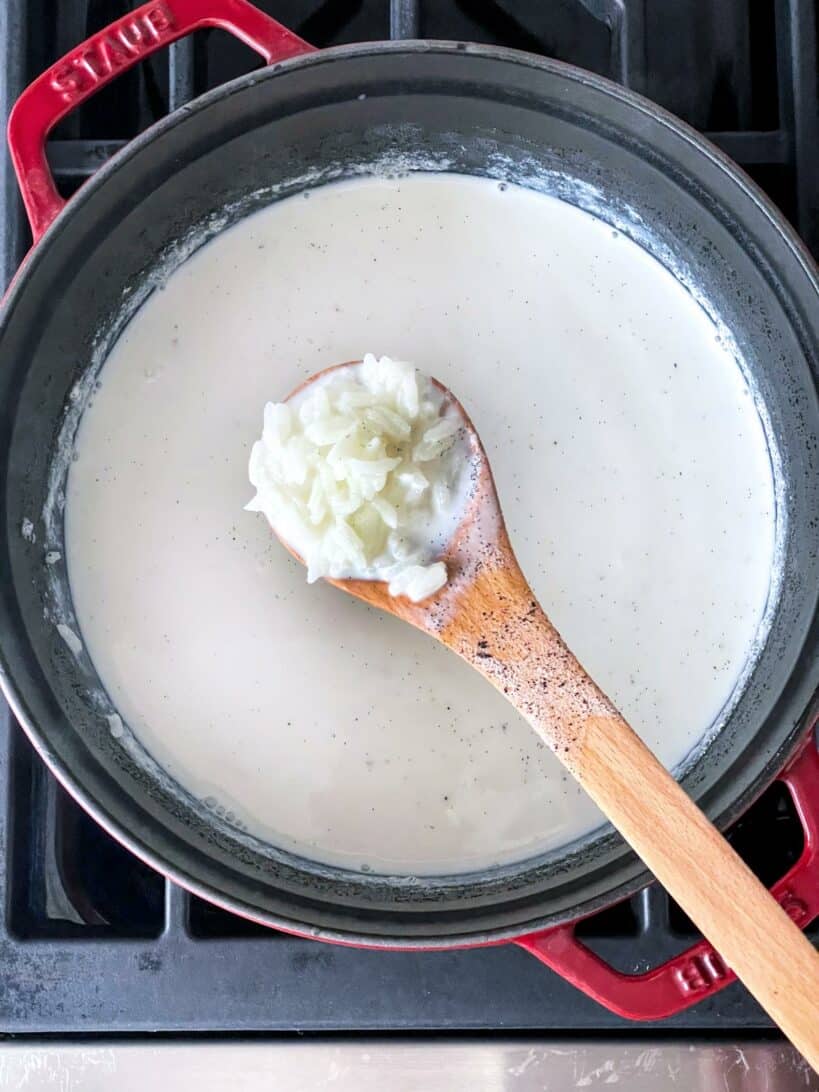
[516,726,819,1020]
[7,0,315,244]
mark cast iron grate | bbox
[0,0,817,1032]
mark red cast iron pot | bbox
[1,0,818,1022]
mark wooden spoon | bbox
[279,365,819,1067]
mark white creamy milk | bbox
[64,174,777,875]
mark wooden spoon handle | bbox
[575,716,819,1067]
[439,548,819,1068]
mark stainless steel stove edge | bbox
[0,1038,814,1091]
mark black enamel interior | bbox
[0,44,817,944]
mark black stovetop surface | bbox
[0,0,817,1033]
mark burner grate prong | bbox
[390,0,420,40]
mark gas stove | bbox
[0,0,817,1064]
